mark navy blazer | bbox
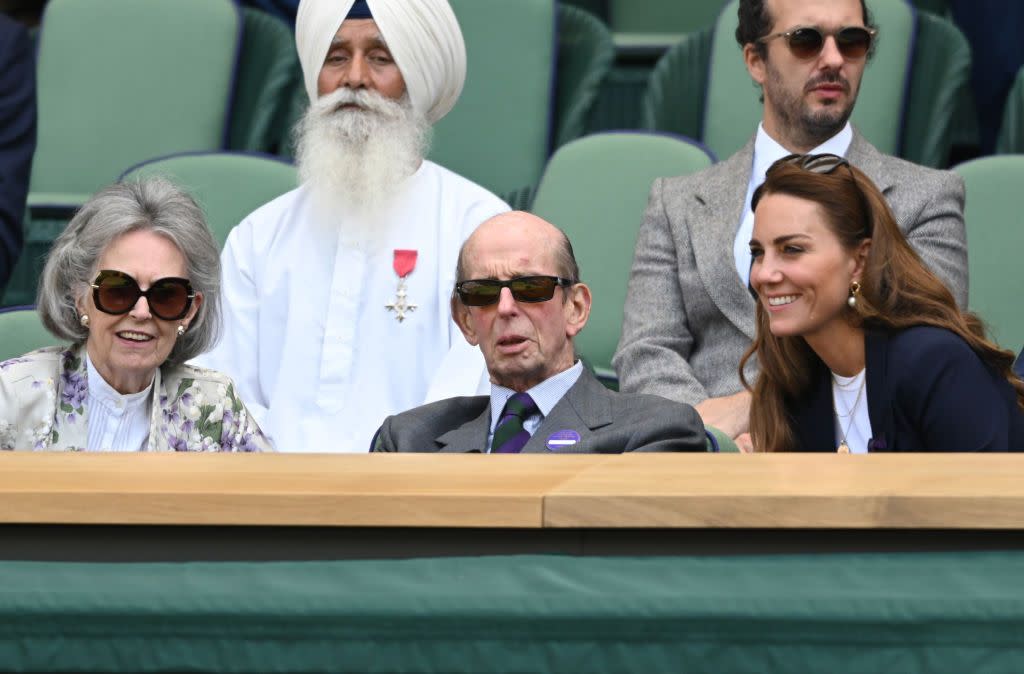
[789,326,1024,451]
[0,14,36,289]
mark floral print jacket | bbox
[0,346,273,451]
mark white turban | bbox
[295,0,466,125]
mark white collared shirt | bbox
[196,160,509,452]
[486,360,584,452]
[85,352,153,452]
[733,122,853,286]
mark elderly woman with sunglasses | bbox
[0,179,271,451]
[740,154,1024,452]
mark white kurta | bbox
[197,160,508,452]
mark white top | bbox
[831,368,872,453]
[85,352,153,452]
[734,122,853,286]
[196,160,508,452]
[485,360,584,452]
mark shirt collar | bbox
[752,121,853,189]
[488,360,584,432]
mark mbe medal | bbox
[386,249,418,322]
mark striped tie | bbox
[491,392,539,454]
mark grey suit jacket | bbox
[613,128,968,406]
[372,367,706,453]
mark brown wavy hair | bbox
[739,155,1024,451]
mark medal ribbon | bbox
[393,250,417,278]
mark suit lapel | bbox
[523,369,612,453]
[690,136,758,340]
[846,129,897,199]
[436,404,491,453]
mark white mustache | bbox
[314,88,405,119]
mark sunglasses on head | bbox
[456,275,574,306]
[91,270,195,321]
[759,26,876,60]
[776,152,851,175]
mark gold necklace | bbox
[832,371,866,453]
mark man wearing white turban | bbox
[198,0,508,452]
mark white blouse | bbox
[85,353,153,452]
[831,368,872,453]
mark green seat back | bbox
[0,307,55,362]
[431,0,555,198]
[229,7,303,155]
[953,156,1024,352]
[900,10,971,167]
[121,153,297,249]
[30,0,240,202]
[996,66,1024,154]
[531,132,714,378]
[703,0,913,160]
[554,5,614,149]
[641,27,714,141]
[610,0,726,35]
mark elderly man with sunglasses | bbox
[196,0,508,452]
[614,0,968,449]
[371,211,706,453]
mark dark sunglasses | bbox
[456,275,574,306]
[759,26,876,60]
[91,269,195,321]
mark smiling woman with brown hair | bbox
[740,154,1024,452]
[0,179,271,452]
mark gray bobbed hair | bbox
[37,178,222,364]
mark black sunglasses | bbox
[758,26,876,60]
[91,269,195,321]
[456,275,574,306]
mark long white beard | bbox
[295,88,431,243]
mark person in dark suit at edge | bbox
[372,211,706,453]
[0,12,37,292]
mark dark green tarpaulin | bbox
[1,552,1023,672]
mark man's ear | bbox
[743,42,766,85]
[564,282,592,339]
[451,295,479,346]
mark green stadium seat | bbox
[29,0,241,207]
[643,0,967,168]
[610,0,726,37]
[0,306,55,362]
[953,156,1024,352]
[996,66,1024,154]
[899,8,972,168]
[431,0,555,200]
[229,7,303,155]
[120,152,298,249]
[530,132,714,385]
[553,5,614,149]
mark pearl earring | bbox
[847,281,861,308]
[176,325,186,337]
[79,314,90,328]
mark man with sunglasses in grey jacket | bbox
[372,211,706,453]
[614,0,967,451]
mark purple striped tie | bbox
[492,393,539,453]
